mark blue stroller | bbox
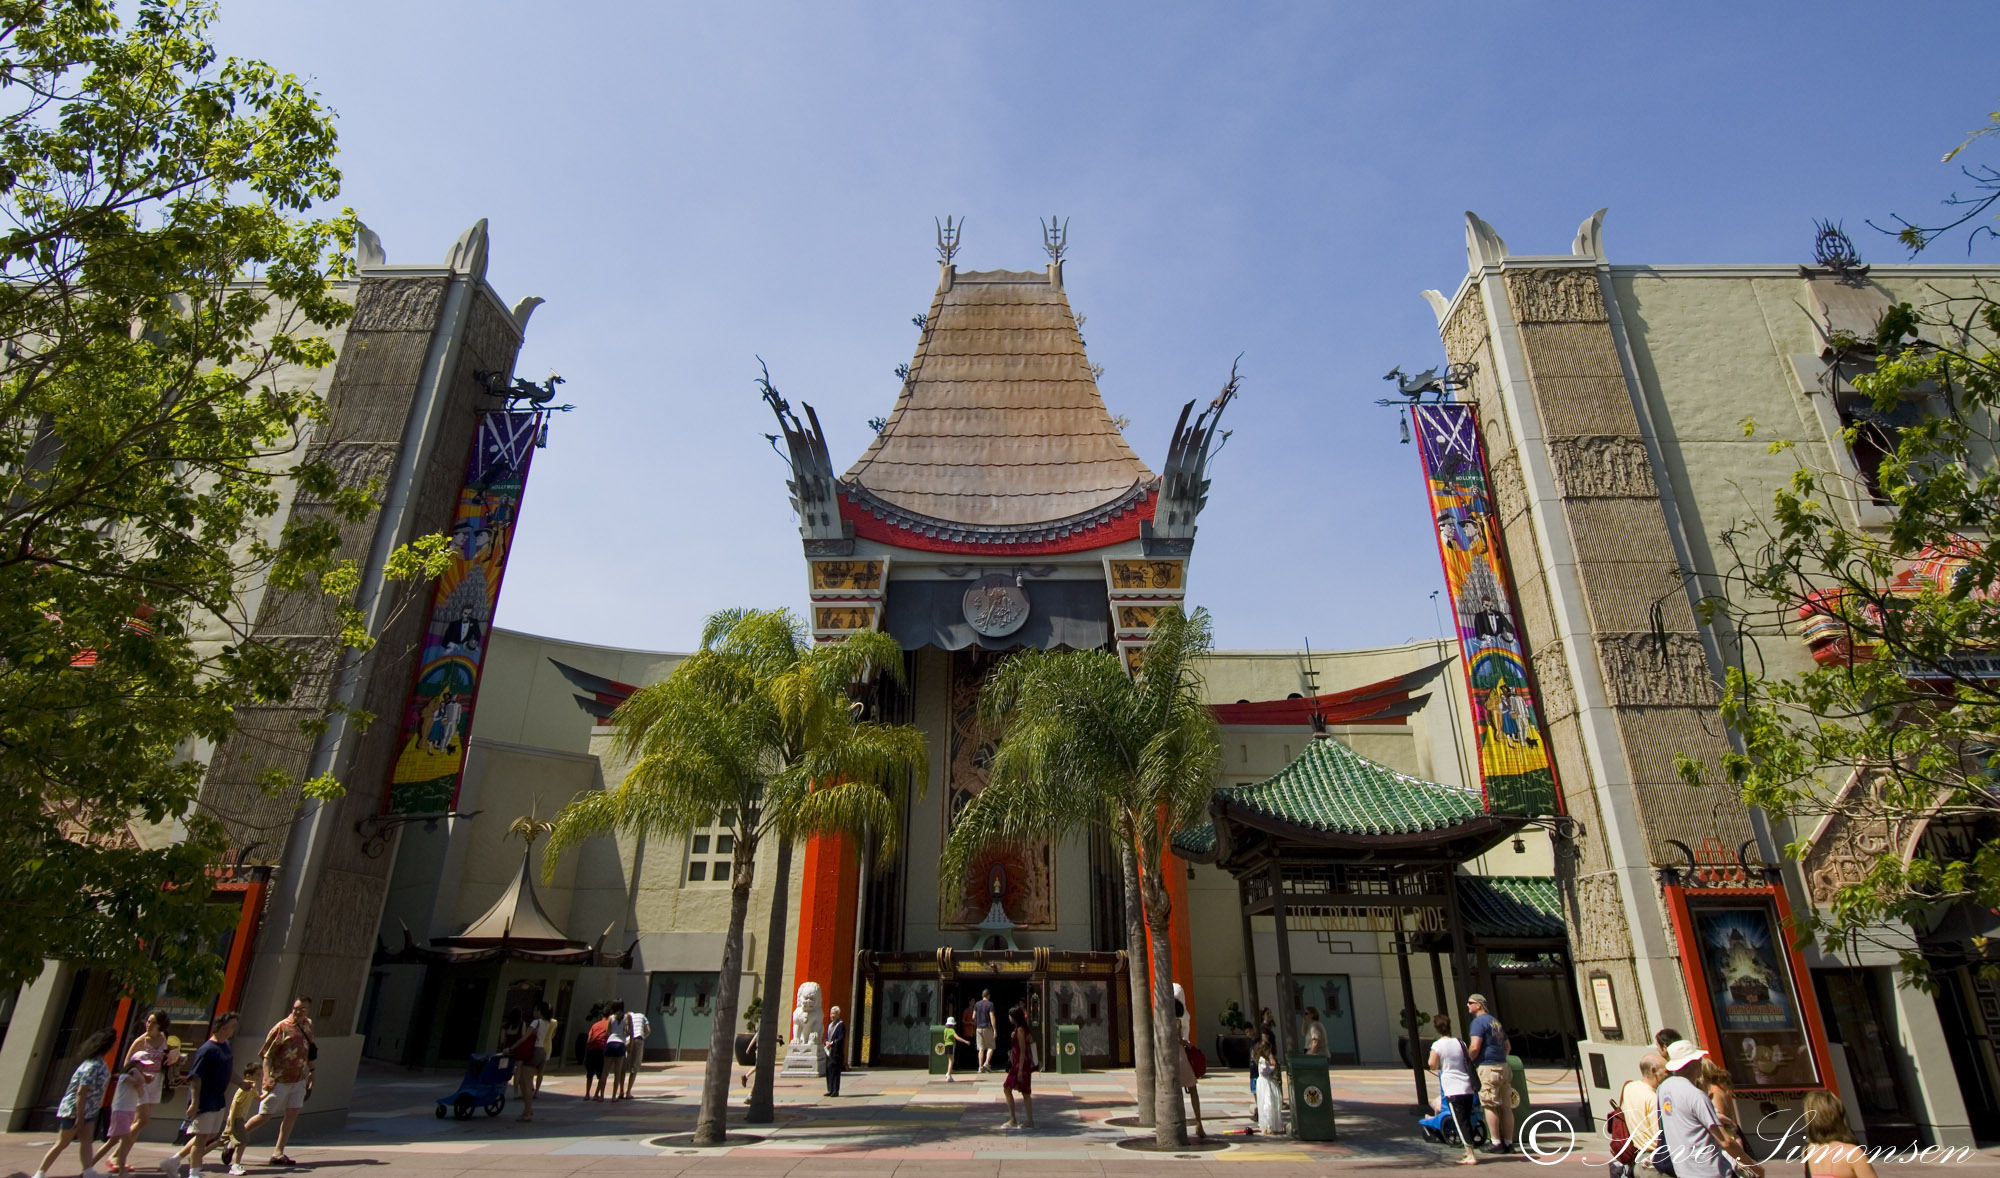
[1420,1091,1490,1147]
[435,1052,514,1120]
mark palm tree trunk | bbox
[1118,835,1156,1127]
[747,833,794,1123]
[696,839,757,1145]
[1143,866,1190,1148]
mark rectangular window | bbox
[684,818,737,887]
[716,834,734,855]
[691,834,710,854]
[713,862,732,882]
[687,862,707,882]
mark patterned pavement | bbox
[7,1062,2000,1177]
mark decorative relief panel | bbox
[1505,268,1606,324]
[1487,453,1529,521]
[1530,641,1575,723]
[1442,295,1489,368]
[1107,560,1184,592]
[810,560,884,592]
[1548,436,1659,500]
[1596,633,1719,708]
[1568,873,1631,962]
[350,276,447,332]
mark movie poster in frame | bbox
[1666,885,1834,1093]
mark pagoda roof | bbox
[444,850,579,951]
[1456,875,1565,940]
[1177,735,1522,863]
[843,265,1155,529]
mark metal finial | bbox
[1812,219,1867,283]
[1041,215,1069,263]
[935,216,963,264]
[507,801,554,849]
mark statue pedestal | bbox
[779,1039,823,1077]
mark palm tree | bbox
[941,606,1220,1149]
[544,608,925,1146]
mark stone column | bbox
[1435,215,1753,1050]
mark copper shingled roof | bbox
[843,265,1155,527]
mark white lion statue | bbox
[791,980,823,1047]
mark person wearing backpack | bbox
[1611,1053,1666,1178]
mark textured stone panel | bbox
[1506,268,1606,324]
[1563,498,1678,566]
[1531,639,1576,723]
[1577,562,1696,635]
[329,331,432,394]
[292,441,399,506]
[1631,780,1757,859]
[1525,375,1646,437]
[301,868,387,959]
[1615,705,1731,786]
[1597,633,1720,708]
[1545,713,1595,814]
[1516,321,1627,381]
[1511,569,1556,657]
[1443,295,1489,367]
[350,277,447,332]
[1548,435,1659,499]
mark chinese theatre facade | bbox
[762,240,1234,1067]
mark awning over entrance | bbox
[377,852,632,966]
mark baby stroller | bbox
[435,1052,515,1120]
[1420,1090,1490,1147]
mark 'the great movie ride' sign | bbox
[1412,402,1559,816]
[384,410,542,814]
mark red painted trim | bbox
[1662,882,1837,1096]
[218,879,266,1016]
[792,834,860,1023]
[839,491,1151,555]
[1164,848,1195,1028]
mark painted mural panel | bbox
[940,648,1056,930]
[385,411,541,814]
[1412,402,1558,815]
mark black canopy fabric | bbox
[881,578,1110,651]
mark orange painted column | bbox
[1164,848,1196,1027]
[792,833,859,1022]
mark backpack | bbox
[1606,1099,1635,1165]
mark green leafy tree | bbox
[544,608,925,1146]
[0,0,419,997]
[942,606,1220,1148]
[1680,106,2000,980]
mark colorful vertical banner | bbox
[1412,402,1559,815]
[384,410,542,814]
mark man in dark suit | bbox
[823,1006,846,1097]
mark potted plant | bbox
[735,995,761,1066]
[1215,1000,1254,1069]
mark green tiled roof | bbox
[1225,736,1485,836]
[1457,875,1565,940]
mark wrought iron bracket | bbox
[354,809,482,859]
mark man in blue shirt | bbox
[1465,994,1514,1154]
[161,1011,238,1178]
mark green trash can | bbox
[928,1025,953,1075]
[1507,1054,1531,1120]
[1287,1054,1338,1141]
[1055,1024,1083,1073]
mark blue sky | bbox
[217,2,1996,655]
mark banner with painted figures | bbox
[384,410,542,814]
[1412,402,1559,815]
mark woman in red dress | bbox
[1001,1007,1035,1129]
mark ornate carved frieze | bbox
[1595,633,1719,708]
[1548,436,1659,500]
[1505,268,1606,324]
[1442,295,1489,369]
[1487,453,1528,521]
[1531,640,1575,723]
[350,276,447,333]
[1567,873,1631,962]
